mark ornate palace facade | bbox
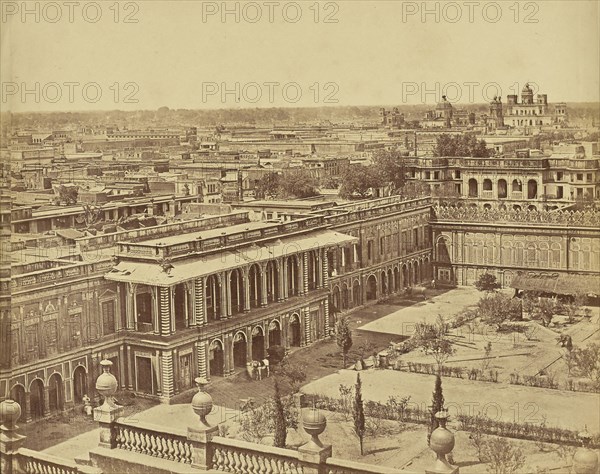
[0,196,433,420]
[432,205,600,287]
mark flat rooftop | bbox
[137,220,278,247]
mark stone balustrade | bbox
[211,436,304,473]
[14,448,101,474]
[114,418,193,465]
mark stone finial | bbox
[302,408,327,449]
[298,407,332,472]
[427,410,459,474]
[0,400,21,431]
[572,429,598,474]
[95,359,119,409]
[191,377,212,427]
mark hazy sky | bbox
[2,0,599,112]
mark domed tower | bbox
[436,96,453,127]
[521,83,534,105]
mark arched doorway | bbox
[366,274,377,301]
[468,178,478,197]
[332,286,341,314]
[251,326,265,361]
[174,283,187,329]
[394,267,400,292]
[527,180,538,199]
[265,261,279,303]
[249,264,262,309]
[381,271,388,295]
[73,366,88,404]
[286,255,299,297]
[289,314,301,347]
[415,261,421,283]
[206,275,220,321]
[232,332,247,368]
[30,379,45,420]
[352,280,361,307]
[387,269,394,293]
[402,265,409,288]
[48,373,64,412]
[268,320,282,347]
[341,283,350,310]
[209,340,224,377]
[498,179,507,198]
[9,384,26,416]
[230,269,244,315]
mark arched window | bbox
[483,179,492,191]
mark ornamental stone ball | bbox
[0,399,21,430]
[191,377,212,427]
[573,429,599,474]
[96,359,118,408]
[430,410,455,456]
[302,408,327,448]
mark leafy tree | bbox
[570,343,600,388]
[531,297,558,327]
[474,273,501,292]
[338,164,379,199]
[56,185,79,205]
[335,315,353,368]
[521,291,540,319]
[371,150,406,194]
[482,437,525,474]
[400,181,430,199]
[412,316,455,372]
[428,374,445,444]
[273,358,306,393]
[255,172,281,199]
[273,378,287,448]
[278,169,319,199]
[434,133,491,158]
[562,293,587,323]
[353,373,366,456]
[239,389,299,445]
[476,293,522,330]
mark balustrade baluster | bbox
[226,449,236,471]
[133,430,142,453]
[157,435,165,459]
[148,434,157,457]
[250,453,260,473]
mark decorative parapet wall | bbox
[432,205,600,228]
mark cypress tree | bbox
[429,373,445,444]
[353,373,366,455]
[273,378,287,448]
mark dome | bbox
[436,96,453,110]
[0,399,22,429]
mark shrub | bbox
[267,345,286,365]
[482,437,525,474]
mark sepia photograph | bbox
[0,1,599,473]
